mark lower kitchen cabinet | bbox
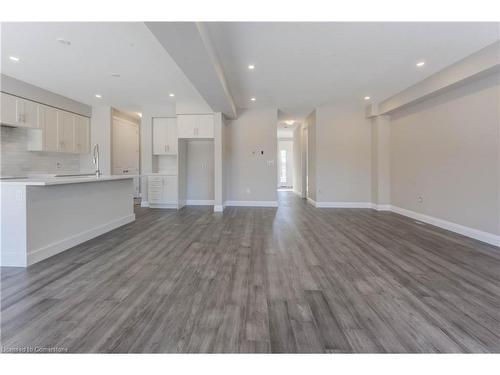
[148,175,178,208]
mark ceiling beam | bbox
[146,22,237,119]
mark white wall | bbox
[292,125,303,196]
[390,73,500,235]
[225,107,278,203]
[315,105,371,204]
[306,110,317,202]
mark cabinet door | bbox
[177,115,196,138]
[196,114,214,138]
[22,99,39,128]
[0,93,19,126]
[152,118,168,154]
[74,115,90,154]
[58,111,75,153]
[163,176,178,203]
[40,105,59,152]
[166,118,177,154]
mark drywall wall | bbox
[225,107,278,204]
[314,105,372,204]
[371,115,391,206]
[306,110,317,202]
[186,139,215,201]
[292,125,303,196]
[0,126,80,176]
[390,72,500,235]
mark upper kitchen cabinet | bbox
[177,114,214,139]
[74,115,90,154]
[153,117,178,155]
[0,92,39,129]
[57,111,75,153]
[28,106,90,154]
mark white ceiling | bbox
[0,22,210,113]
[206,22,500,120]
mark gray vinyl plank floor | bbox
[1,191,499,353]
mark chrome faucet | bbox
[92,144,102,178]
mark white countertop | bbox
[0,175,136,186]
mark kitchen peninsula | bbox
[1,175,135,267]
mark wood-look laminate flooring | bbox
[1,192,500,353]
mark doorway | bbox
[111,113,140,198]
[277,139,293,189]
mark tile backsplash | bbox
[1,126,80,176]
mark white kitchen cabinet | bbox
[74,115,90,154]
[41,105,59,152]
[177,114,214,139]
[0,92,39,128]
[58,111,75,153]
[153,117,177,154]
[148,175,178,207]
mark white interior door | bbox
[112,117,140,197]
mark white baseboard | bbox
[372,204,392,211]
[186,200,215,206]
[307,197,317,207]
[214,205,224,212]
[149,203,177,209]
[390,206,500,247]
[224,200,278,207]
[140,201,149,208]
[26,214,136,267]
[316,201,373,208]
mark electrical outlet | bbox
[246,187,251,194]
[417,196,423,203]
[56,161,62,169]
[267,160,274,167]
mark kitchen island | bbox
[1,175,136,267]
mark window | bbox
[280,150,287,183]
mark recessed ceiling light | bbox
[285,120,294,125]
[9,56,20,62]
[416,61,425,67]
[95,94,102,99]
[364,96,371,100]
[169,93,175,97]
[250,97,256,102]
[111,73,121,78]
[248,64,255,70]
[57,38,71,46]
[136,112,142,118]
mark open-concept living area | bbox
[1,4,499,369]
